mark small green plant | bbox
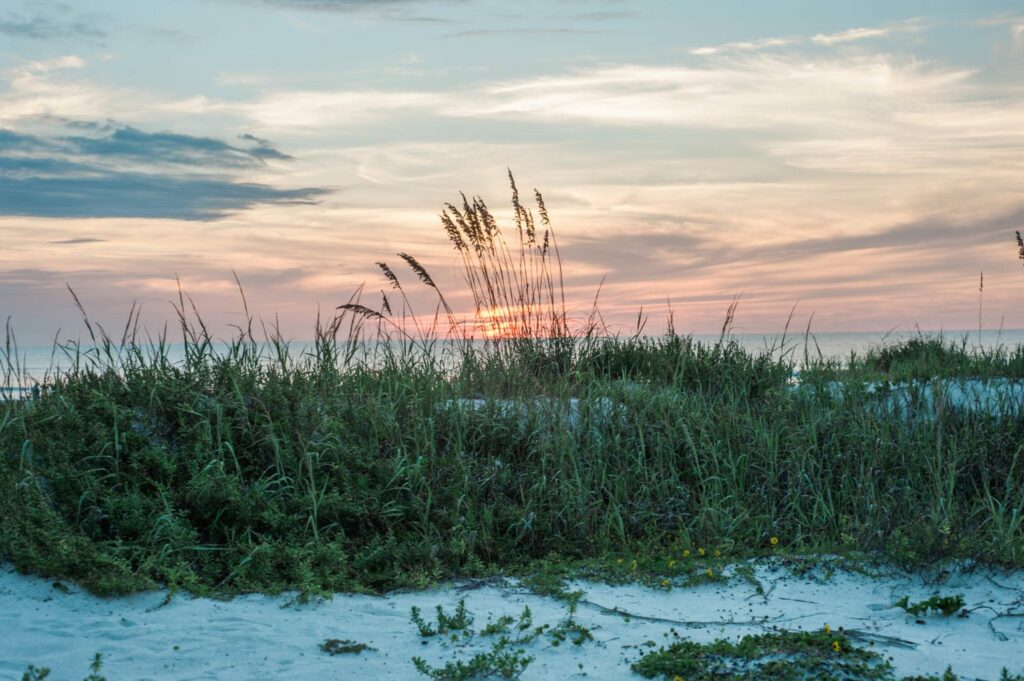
[320,639,375,655]
[411,606,438,637]
[410,600,591,679]
[412,637,534,680]
[83,654,106,681]
[894,594,965,617]
[21,654,106,681]
[546,592,593,646]
[480,615,515,637]
[411,598,475,637]
[21,666,50,681]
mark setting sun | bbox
[477,307,520,340]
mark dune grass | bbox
[799,334,1024,383]
[1,178,1023,597]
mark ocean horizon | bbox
[5,327,1024,390]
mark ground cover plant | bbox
[1,176,1023,598]
[408,597,592,679]
[630,629,1024,681]
[21,653,107,681]
[894,594,965,618]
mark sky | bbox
[1,0,1023,343]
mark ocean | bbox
[4,328,1024,392]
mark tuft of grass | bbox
[800,332,1024,382]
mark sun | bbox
[477,307,520,340]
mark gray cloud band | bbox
[0,124,328,221]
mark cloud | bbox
[229,0,459,22]
[60,126,290,168]
[210,53,981,134]
[231,90,443,129]
[0,55,139,123]
[692,20,925,55]
[0,123,328,220]
[446,27,604,38]
[447,56,976,131]
[49,238,107,244]
[551,204,1024,321]
[544,10,635,22]
[691,37,798,56]
[810,26,892,45]
[252,0,427,7]
[977,14,1024,55]
[0,12,106,41]
[0,174,326,221]
[238,133,294,160]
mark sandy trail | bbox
[2,561,1022,680]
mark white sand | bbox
[2,561,1022,680]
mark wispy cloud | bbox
[691,20,925,55]
[230,0,459,23]
[543,10,635,22]
[977,14,1024,55]
[810,26,893,45]
[49,237,107,244]
[224,91,442,129]
[446,27,604,38]
[0,55,139,122]
[0,12,106,41]
[247,0,438,8]
[691,37,798,56]
[449,56,976,130]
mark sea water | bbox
[4,329,1024,393]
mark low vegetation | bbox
[1,176,1023,601]
[894,594,966,618]
[21,653,106,681]
[410,598,592,679]
[630,629,1024,681]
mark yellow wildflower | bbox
[668,560,677,569]
[832,640,841,653]
[698,547,706,557]
[714,549,721,557]
[661,579,670,587]
[770,536,779,547]
[824,624,831,635]
[683,549,690,558]
[706,568,713,577]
